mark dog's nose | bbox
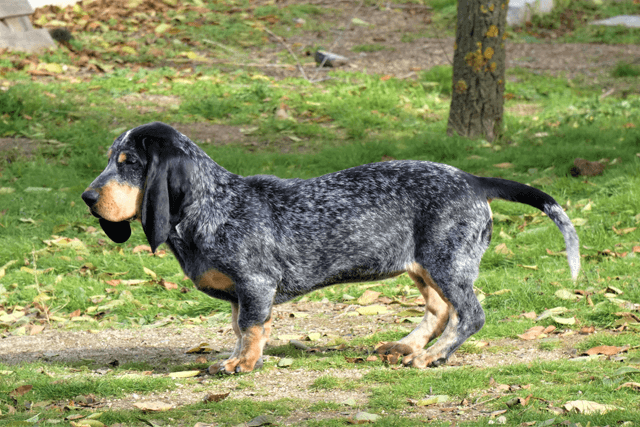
[81,188,99,208]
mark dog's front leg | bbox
[212,290,274,374]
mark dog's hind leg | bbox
[402,277,484,368]
[376,266,449,357]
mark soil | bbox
[0,297,603,425]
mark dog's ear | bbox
[141,142,192,253]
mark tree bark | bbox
[447,0,508,141]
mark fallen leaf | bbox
[583,345,628,356]
[409,395,449,406]
[186,343,213,354]
[307,332,321,341]
[277,358,294,367]
[519,326,545,340]
[133,401,173,411]
[289,312,309,318]
[9,385,33,397]
[555,289,580,301]
[247,414,276,426]
[168,370,201,378]
[357,290,381,305]
[616,382,640,391]
[203,391,230,403]
[564,400,619,415]
[536,307,568,321]
[159,279,178,290]
[348,412,380,424]
[521,311,537,320]
[30,324,45,336]
[132,245,152,253]
[494,242,513,255]
[143,267,157,280]
[580,326,595,334]
[551,315,576,325]
[356,305,388,316]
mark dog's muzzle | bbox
[81,188,132,244]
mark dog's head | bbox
[81,122,193,252]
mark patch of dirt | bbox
[116,94,182,114]
[0,137,39,158]
[171,122,247,145]
[239,2,640,81]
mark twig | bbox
[435,37,453,66]
[203,39,242,55]
[263,27,309,81]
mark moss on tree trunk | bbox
[447,0,508,141]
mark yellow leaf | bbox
[290,311,309,318]
[357,290,381,305]
[571,218,587,226]
[133,401,174,411]
[33,293,51,303]
[42,63,64,74]
[120,46,137,55]
[494,242,513,256]
[155,23,171,34]
[356,305,388,316]
[143,267,157,280]
[186,343,213,354]
[564,400,619,415]
[0,187,15,194]
[168,370,201,378]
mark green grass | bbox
[612,61,640,78]
[515,0,640,44]
[1,0,640,425]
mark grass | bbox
[1,0,640,426]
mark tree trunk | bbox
[447,0,508,141]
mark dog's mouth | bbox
[91,211,133,244]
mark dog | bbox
[82,122,580,374]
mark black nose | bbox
[81,189,99,208]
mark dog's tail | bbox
[477,177,580,280]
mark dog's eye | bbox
[117,152,138,166]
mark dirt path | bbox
[0,298,596,419]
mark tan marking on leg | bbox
[403,308,459,368]
[222,316,271,373]
[107,149,112,158]
[376,263,450,361]
[93,180,142,222]
[196,269,235,292]
[117,152,127,163]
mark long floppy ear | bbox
[141,151,172,253]
[139,126,194,253]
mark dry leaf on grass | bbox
[616,382,640,392]
[203,392,230,403]
[357,290,381,305]
[583,345,628,356]
[133,401,174,411]
[519,326,545,340]
[168,370,201,378]
[564,400,619,415]
[9,385,32,397]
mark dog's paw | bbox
[401,350,447,369]
[208,356,264,375]
[375,342,415,364]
